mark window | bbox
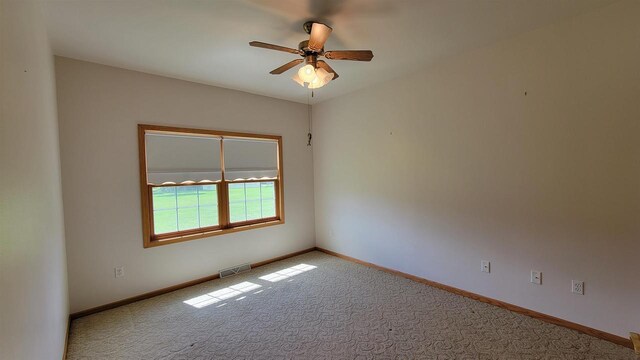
[228,181,276,223]
[138,124,284,247]
[151,184,219,235]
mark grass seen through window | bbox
[151,181,276,235]
[152,185,218,234]
[229,182,276,223]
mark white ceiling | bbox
[44,0,616,104]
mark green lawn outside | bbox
[152,182,275,234]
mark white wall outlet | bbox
[572,280,584,295]
[481,260,490,273]
[114,266,125,278]
[530,270,542,285]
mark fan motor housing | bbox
[304,54,317,67]
[298,40,323,55]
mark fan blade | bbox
[324,50,373,61]
[317,60,339,80]
[308,22,332,51]
[269,59,304,74]
[249,41,301,55]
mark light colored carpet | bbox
[67,251,635,359]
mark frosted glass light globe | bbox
[315,68,333,83]
[298,64,316,83]
[291,73,305,86]
[308,75,326,89]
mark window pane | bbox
[152,186,177,211]
[199,205,218,228]
[153,209,178,234]
[228,183,247,223]
[152,187,178,234]
[228,181,276,224]
[198,185,217,206]
[177,207,198,231]
[245,183,261,221]
[198,185,218,227]
[261,182,276,218]
[177,186,198,231]
[152,185,218,235]
[245,182,261,200]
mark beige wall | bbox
[55,57,315,313]
[312,0,640,338]
[0,1,69,359]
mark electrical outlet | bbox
[531,270,542,285]
[572,280,584,295]
[481,260,490,273]
[114,266,125,278]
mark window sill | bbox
[143,219,284,248]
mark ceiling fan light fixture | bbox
[251,21,372,90]
[308,79,324,89]
[291,73,305,86]
[298,64,316,83]
[308,22,332,51]
[308,72,331,89]
[315,67,333,83]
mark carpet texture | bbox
[67,251,635,359]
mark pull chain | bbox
[307,90,313,146]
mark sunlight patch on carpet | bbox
[259,264,317,282]
[183,281,261,308]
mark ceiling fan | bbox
[250,21,374,89]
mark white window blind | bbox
[223,138,278,180]
[145,133,221,184]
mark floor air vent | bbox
[219,263,251,278]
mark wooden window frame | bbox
[138,124,284,248]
